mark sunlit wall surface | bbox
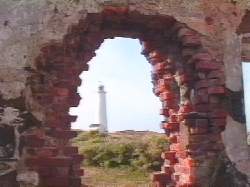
[242,62,250,132]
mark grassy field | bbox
[73,131,167,186]
[83,166,154,187]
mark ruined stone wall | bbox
[0,0,249,186]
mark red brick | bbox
[158,79,171,89]
[163,100,178,109]
[169,114,179,123]
[179,104,193,114]
[26,157,71,167]
[38,167,52,177]
[141,41,153,55]
[69,115,77,122]
[37,147,58,157]
[195,80,208,89]
[187,142,212,151]
[38,167,69,177]
[179,158,200,167]
[153,87,161,96]
[149,50,163,59]
[163,122,179,131]
[53,87,70,97]
[153,63,166,74]
[207,70,224,79]
[178,28,195,38]
[63,34,82,50]
[70,177,82,187]
[40,43,62,57]
[189,119,209,135]
[22,135,45,147]
[176,150,188,159]
[42,177,69,187]
[209,103,224,111]
[188,52,212,64]
[205,16,214,25]
[172,173,180,182]
[82,51,95,63]
[158,83,171,93]
[195,61,221,71]
[189,127,208,135]
[160,92,176,100]
[179,182,198,187]
[192,94,209,104]
[152,172,171,183]
[72,154,84,163]
[170,143,182,151]
[68,92,81,107]
[210,118,226,127]
[196,88,208,96]
[209,111,227,118]
[182,112,208,120]
[182,35,201,47]
[174,164,190,174]
[208,86,225,95]
[79,63,89,72]
[165,64,174,70]
[196,72,207,80]
[208,78,224,87]
[196,119,209,127]
[162,151,176,160]
[162,165,174,175]
[163,75,174,82]
[209,96,222,105]
[182,47,196,59]
[169,135,178,143]
[63,146,79,155]
[150,57,162,65]
[176,74,191,85]
[50,130,78,139]
[188,134,211,144]
[74,169,84,176]
[160,108,170,117]
[34,94,53,104]
[47,122,71,130]
[205,142,225,151]
[182,118,196,126]
[194,104,209,113]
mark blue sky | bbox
[70,37,250,133]
[70,37,163,132]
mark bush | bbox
[72,131,169,171]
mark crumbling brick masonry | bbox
[0,0,249,187]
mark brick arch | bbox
[23,8,226,187]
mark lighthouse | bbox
[89,84,108,134]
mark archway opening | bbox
[70,37,165,185]
[25,10,226,187]
[70,37,162,132]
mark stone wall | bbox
[0,0,249,186]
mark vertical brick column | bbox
[24,24,93,187]
[143,23,226,187]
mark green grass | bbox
[83,166,152,186]
[73,131,167,186]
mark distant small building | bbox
[89,123,101,132]
[89,84,108,134]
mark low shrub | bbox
[72,131,169,171]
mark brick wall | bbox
[0,1,249,187]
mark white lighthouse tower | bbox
[89,84,108,134]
